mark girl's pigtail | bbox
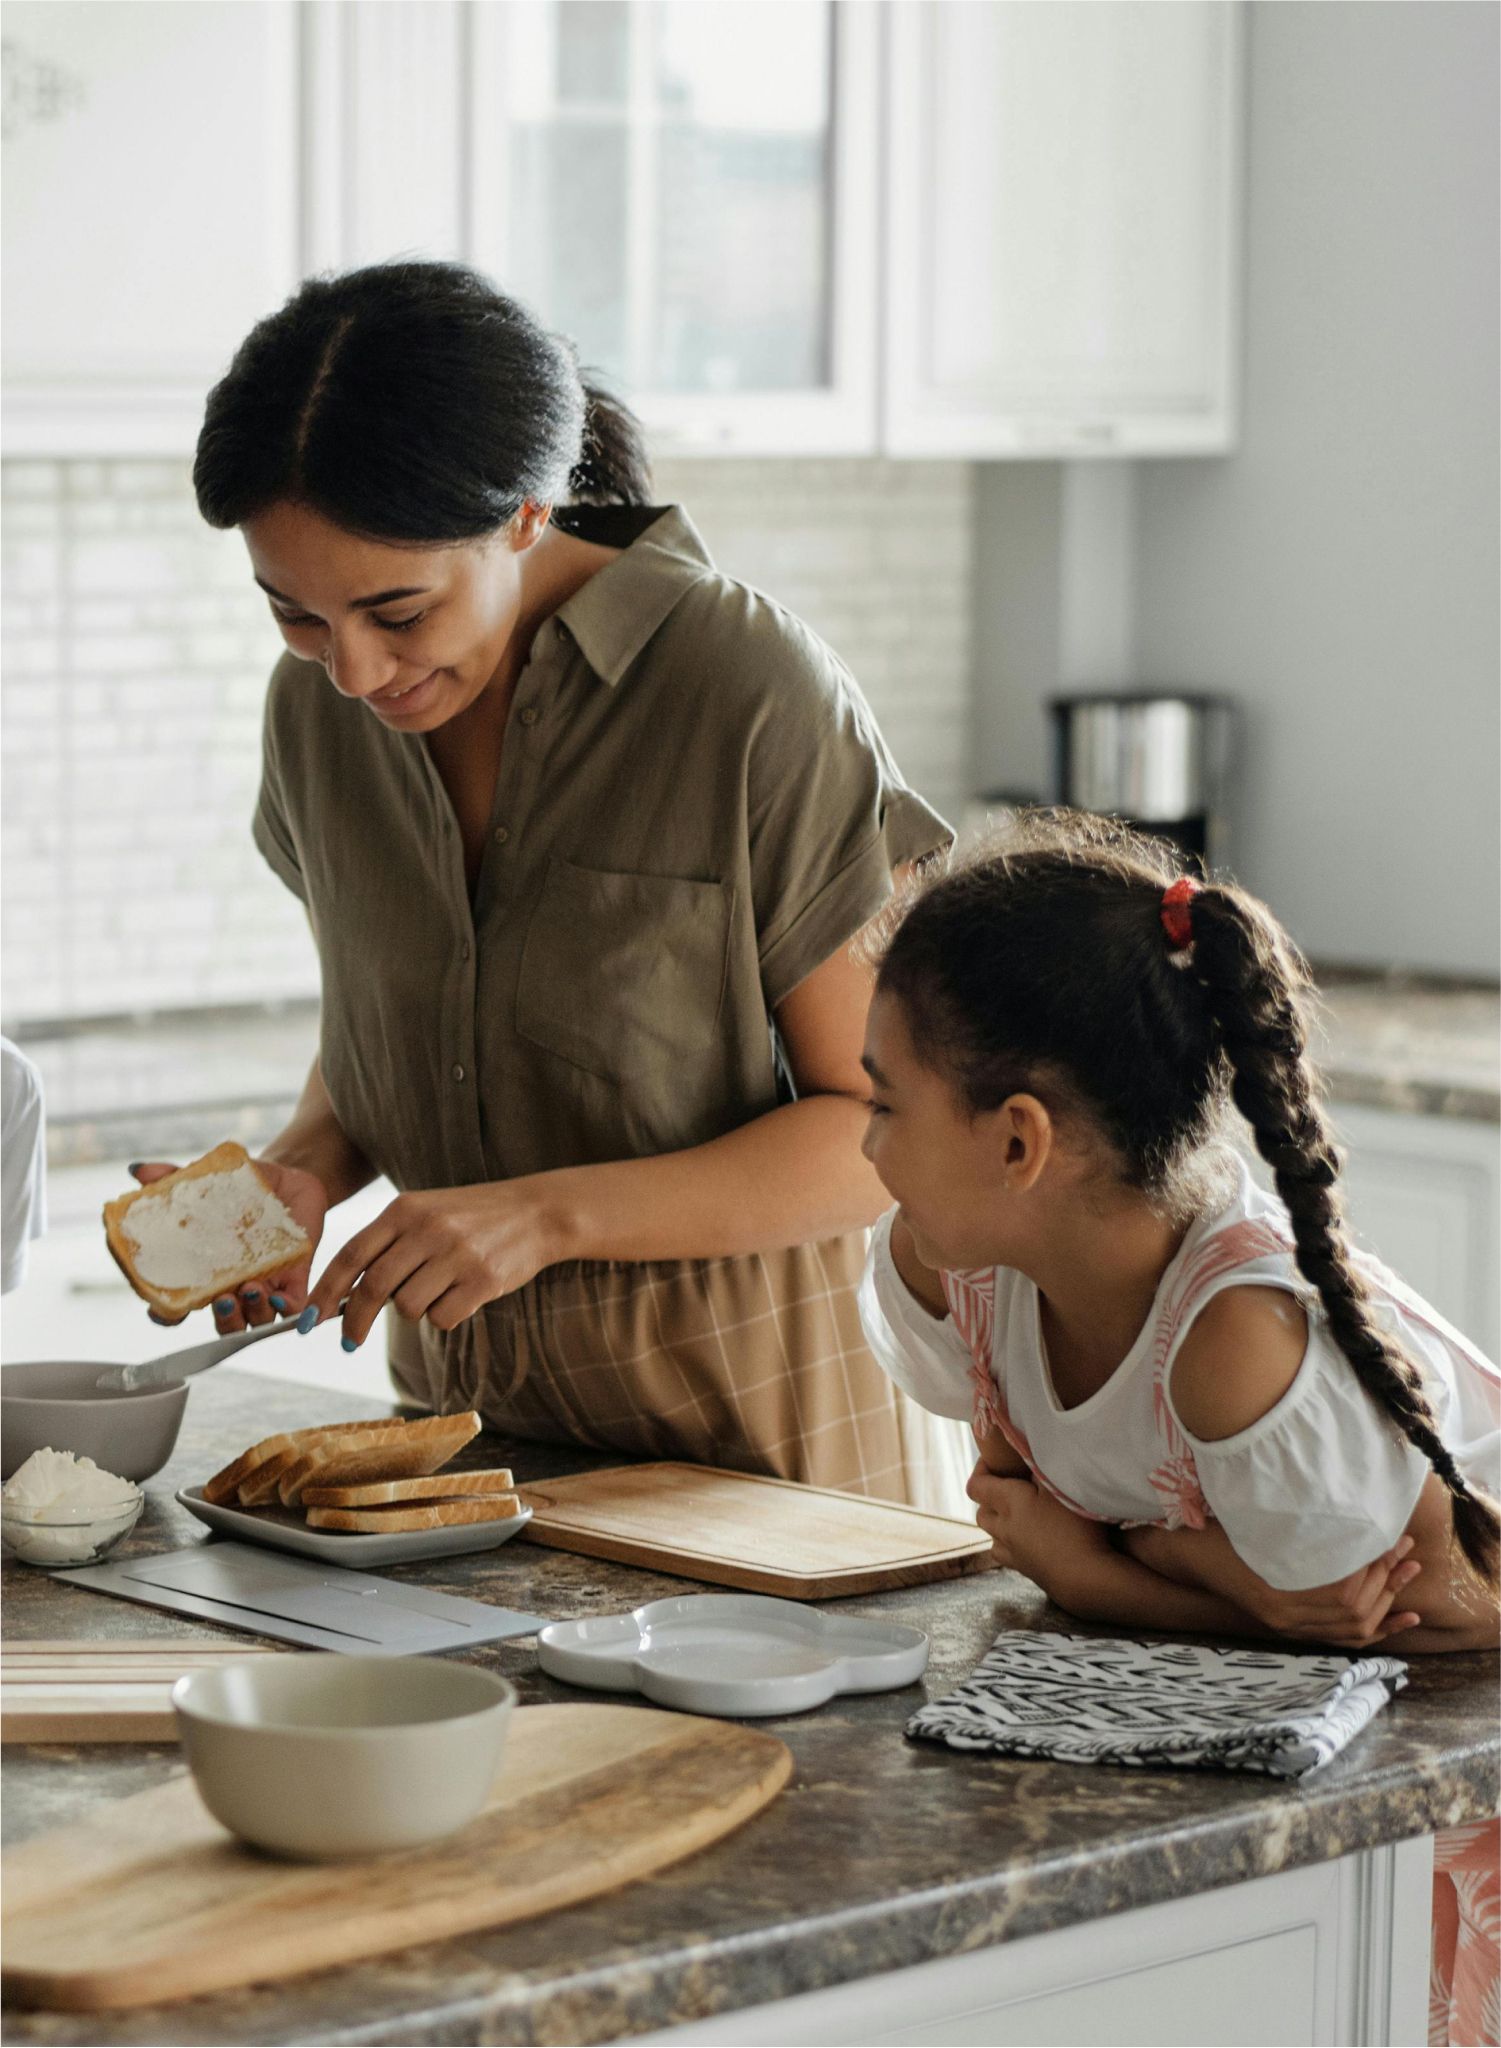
[1186,887,1500,1590]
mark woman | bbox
[140,259,968,1511]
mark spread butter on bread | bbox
[103,1142,310,1322]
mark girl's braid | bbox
[1188,887,1499,1587]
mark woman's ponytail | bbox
[568,381,653,507]
[1185,886,1500,1589]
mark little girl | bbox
[855,811,1498,2044]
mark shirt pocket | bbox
[515,857,734,1083]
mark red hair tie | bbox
[1161,876,1200,951]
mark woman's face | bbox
[241,499,540,732]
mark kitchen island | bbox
[3,1370,1496,2048]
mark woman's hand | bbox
[301,1180,564,1348]
[966,1460,1113,1603]
[129,1157,329,1333]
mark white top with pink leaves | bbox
[858,1152,1499,1591]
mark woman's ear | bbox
[993,1093,1053,1191]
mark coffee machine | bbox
[1050,692,1233,870]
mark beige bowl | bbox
[172,1654,515,1860]
[0,1361,188,1482]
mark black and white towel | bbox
[906,1631,1407,1779]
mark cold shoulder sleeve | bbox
[1170,1311,1431,1591]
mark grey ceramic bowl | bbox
[172,1654,516,1860]
[0,1360,189,1482]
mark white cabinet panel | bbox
[3,0,300,453]
[637,1840,1432,2048]
[884,0,1241,457]
[1329,1105,1500,1361]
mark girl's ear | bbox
[990,1093,1053,1191]
[509,500,553,551]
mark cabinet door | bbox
[1330,1105,1500,1361]
[467,0,880,455]
[884,0,1241,458]
[2,0,301,455]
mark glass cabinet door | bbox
[470,0,879,453]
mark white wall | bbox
[971,1,1499,978]
[1136,0,1499,976]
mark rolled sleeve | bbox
[747,615,950,1009]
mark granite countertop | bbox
[12,970,1499,1171]
[4,1373,1497,2047]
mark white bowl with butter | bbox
[2,1447,143,1567]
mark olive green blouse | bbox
[253,504,950,1195]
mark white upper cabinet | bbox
[2,0,1240,461]
[2,0,300,455]
[883,1,1242,458]
[465,0,880,455]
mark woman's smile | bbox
[365,668,447,721]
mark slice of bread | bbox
[301,1467,514,1508]
[276,1412,482,1505]
[103,1142,311,1320]
[305,1494,521,1534]
[203,1417,412,1505]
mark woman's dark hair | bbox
[193,259,651,541]
[875,807,1499,1589]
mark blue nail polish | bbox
[296,1305,319,1334]
[147,1309,170,1326]
[270,1295,289,1313]
[242,1288,261,1302]
[341,1336,360,1353]
[127,1161,144,1176]
[213,1297,234,1315]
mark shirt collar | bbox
[552,505,714,687]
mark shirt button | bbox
[519,706,538,727]
[452,1063,466,1083]
[493,825,510,845]
[461,941,472,963]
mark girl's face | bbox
[242,499,543,732]
[861,989,1033,1271]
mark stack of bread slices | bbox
[202,1411,520,1533]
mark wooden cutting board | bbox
[517,1462,993,1597]
[3,1702,791,2012]
[2,1640,281,1744]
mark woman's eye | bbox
[271,606,318,629]
[866,1099,889,1117]
[373,612,427,633]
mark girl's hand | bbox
[130,1158,329,1334]
[966,1461,1111,1601]
[302,1180,563,1349]
[1120,1522,1423,1650]
[1223,1544,1424,1650]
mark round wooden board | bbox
[2,1702,793,2012]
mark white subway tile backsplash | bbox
[2,456,972,1028]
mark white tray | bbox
[176,1486,533,1569]
[538,1593,929,1717]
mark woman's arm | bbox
[308,926,904,1342]
[260,1057,376,1211]
[541,933,888,1261]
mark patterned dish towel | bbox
[907,1630,1408,1779]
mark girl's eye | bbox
[372,612,427,633]
[866,1099,889,1117]
[271,606,318,629]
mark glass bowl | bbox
[1,1493,143,1569]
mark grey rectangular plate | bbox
[54,1541,548,1654]
[176,1485,533,1569]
